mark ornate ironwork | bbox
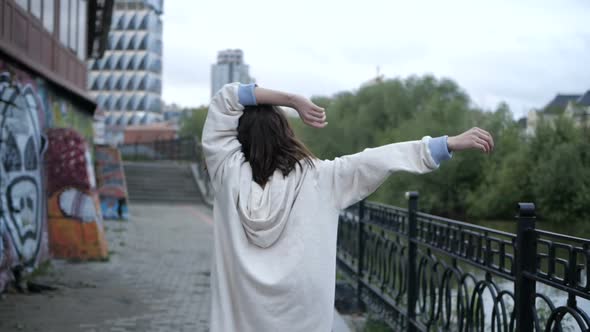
[336,195,590,331]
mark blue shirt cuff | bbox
[238,83,257,106]
[428,136,453,166]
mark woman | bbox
[202,83,494,331]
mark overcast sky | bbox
[160,0,590,118]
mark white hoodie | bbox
[203,83,445,332]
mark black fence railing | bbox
[336,193,590,331]
[119,137,199,161]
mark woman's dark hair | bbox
[238,105,315,186]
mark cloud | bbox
[161,0,590,118]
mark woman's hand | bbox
[447,127,494,153]
[253,87,327,128]
[290,95,327,128]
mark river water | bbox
[474,219,590,238]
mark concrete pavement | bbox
[0,202,351,332]
[0,203,213,332]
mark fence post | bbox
[356,200,366,311]
[514,202,536,332]
[406,191,419,332]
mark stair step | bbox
[128,192,201,198]
[129,195,201,200]
[128,192,200,196]
[123,162,204,203]
[130,194,201,200]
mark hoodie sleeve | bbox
[202,83,256,190]
[317,137,445,210]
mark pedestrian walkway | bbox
[0,202,352,332]
[0,203,214,332]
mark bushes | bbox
[179,75,590,222]
[292,75,589,222]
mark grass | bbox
[28,261,53,279]
[363,316,392,332]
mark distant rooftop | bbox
[577,90,590,106]
[544,94,581,111]
[216,49,244,65]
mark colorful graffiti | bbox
[51,101,94,142]
[0,58,99,291]
[95,146,129,220]
[45,128,108,260]
[0,72,49,290]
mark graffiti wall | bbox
[45,129,108,260]
[95,146,129,220]
[0,59,98,290]
[0,72,49,290]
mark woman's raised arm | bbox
[202,83,256,189]
[202,83,328,190]
[318,128,494,210]
[254,87,327,128]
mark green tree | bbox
[195,75,589,223]
[529,117,590,221]
[179,106,208,139]
[292,74,589,223]
[294,75,491,217]
[466,104,533,219]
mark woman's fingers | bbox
[303,114,327,128]
[474,137,490,153]
[306,110,326,121]
[468,127,494,152]
[313,105,325,112]
[450,127,494,153]
[306,120,327,128]
[297,98,326,125]
[474,128,494,150]
[473,142,487,153]
[301,106,327,128]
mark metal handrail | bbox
[337,196,590,331]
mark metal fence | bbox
[337,193,590,331]
[119,137,200,161]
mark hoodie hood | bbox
[237,163,308,248]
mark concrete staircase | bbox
[123,162,202,203]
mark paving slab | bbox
[0,203,213,332]
[0,202,352,332]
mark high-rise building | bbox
[88,0,164,144]
[211,49,253,97]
